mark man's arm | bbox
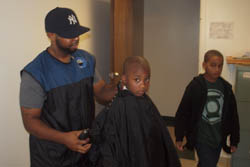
[21,107,91,153]
[94,79,117,104]
[175,82,194,150]
[20,71,90,153]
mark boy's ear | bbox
[121,75,127,84]
[202,62,206,70]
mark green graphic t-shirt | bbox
[197,78,224,148]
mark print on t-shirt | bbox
[202,89,224,125]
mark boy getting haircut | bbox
[122,56,150,75]
[90,56,181,167]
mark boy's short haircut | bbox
[204,50,224,62]
[123,56,151,75]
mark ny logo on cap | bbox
[68,14,77,25]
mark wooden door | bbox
[110,0,144,76]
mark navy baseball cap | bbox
[45,7,90,38]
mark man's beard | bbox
[56,38,77,54]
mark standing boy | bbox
[175,50,240,167]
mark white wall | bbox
[0,0,110,166]
[200,0,250,87]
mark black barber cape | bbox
[89,90,181,167]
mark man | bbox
[19,7,116,167]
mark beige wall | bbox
[0,0,111,166]
[200,0,250,86]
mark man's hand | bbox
[231,146,237,153]
[63,130,92,154]
[94,80,117,104]
[21,107,91,154]
[176,141,184,151]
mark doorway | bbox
[111,0,200,116]
[144,0,200,116]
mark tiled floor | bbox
[179,158,231,167]
[167,127,231,167]
[180,158,197,167]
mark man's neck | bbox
[47,47,71,63]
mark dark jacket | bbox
[90,90,181,167]
[175,74,240,153]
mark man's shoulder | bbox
[22,50,48,74]
[24,50,48,68]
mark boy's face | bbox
[122,65,150,97]
[203,55,223,82]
